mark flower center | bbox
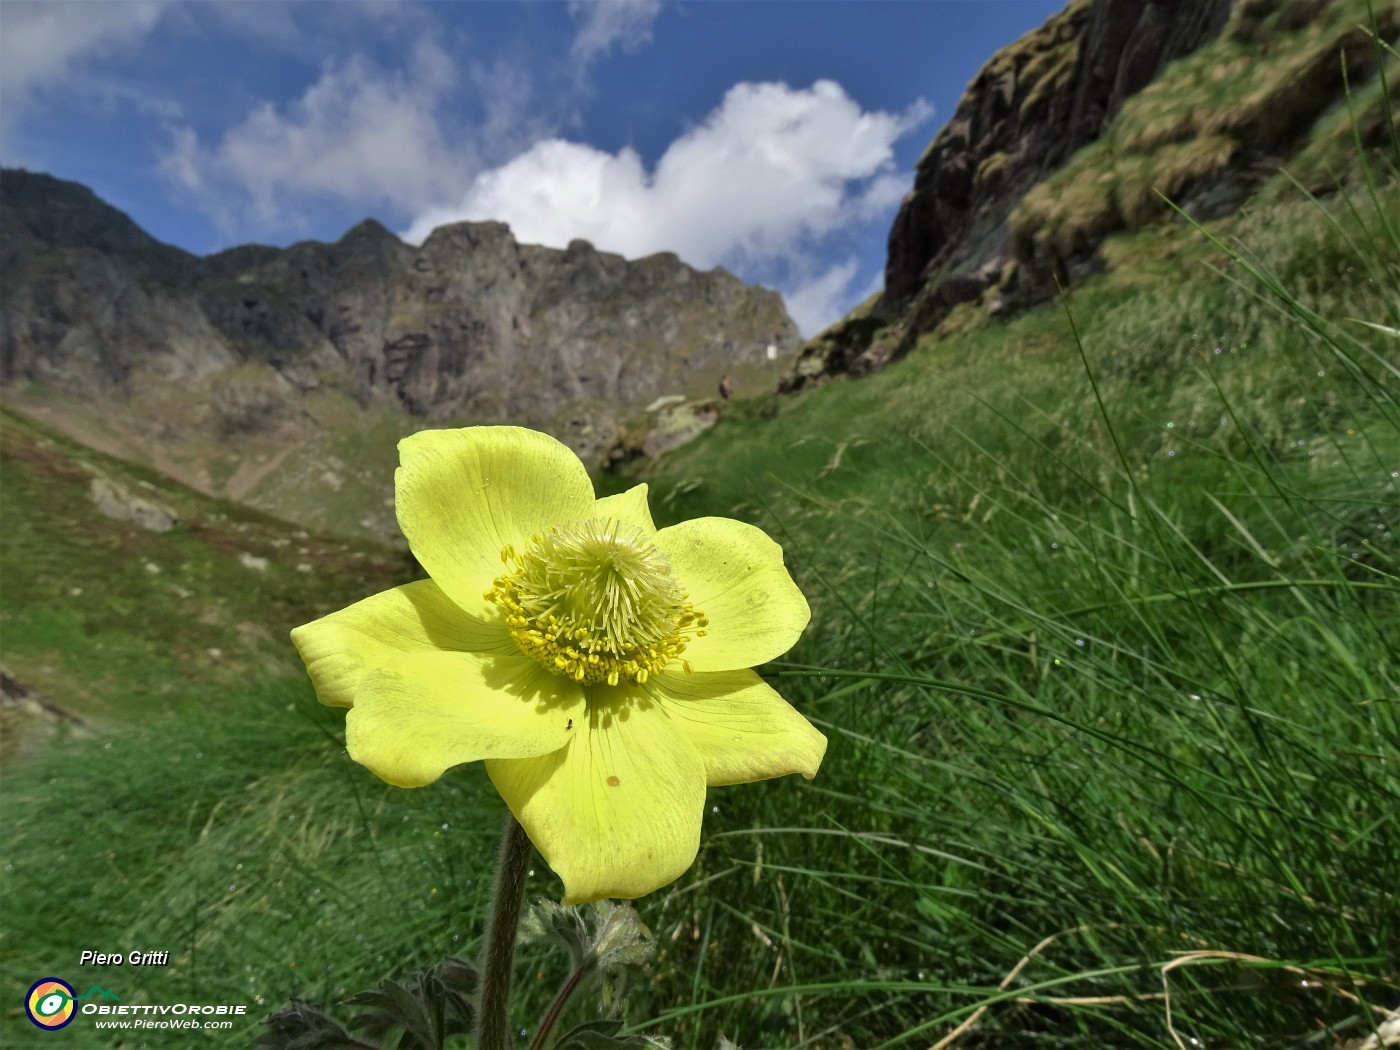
[485,518,706,686]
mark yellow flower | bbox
[291,426,826,904]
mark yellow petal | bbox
[647,669,826,786]
[346,650,584,787]
[487,685,705,903]
[592,482,657,535]
[395,427,595,619]
[290,580,511,709]
[654,517,810,672]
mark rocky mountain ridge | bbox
[0,168,798,536]
[786,0,1400,388]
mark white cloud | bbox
[402,79,930,335]
[0,0,169,136]
[160,39,473,232]
[403,139,649,255]
[468,55,559,165]
[196,1,306,50]
[568,0,661,67]
[784,259,862,340]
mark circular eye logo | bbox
[25,978,77,1030]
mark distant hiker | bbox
[719,374,734,401]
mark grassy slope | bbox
[603,176,1399,1046]
[0,414,506,1048]
[0,409,411,732]
[2,176,1397,1050]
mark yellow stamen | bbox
[485,518,704,686]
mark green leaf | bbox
[521,900,655,976]
[254,1000,376,1050]
[520,898,593,968]
[552,1018,670,1050]
[343,957,478,1050]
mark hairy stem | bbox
[475,813,532,1050]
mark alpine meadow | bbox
[2,1,1398,1048]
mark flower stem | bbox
[526,959,594,1050]
[475,812,532,1050]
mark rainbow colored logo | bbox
[25,978,77,1030]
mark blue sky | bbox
[0,1,1064,335]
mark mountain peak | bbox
[1,172,801,539]
[340,217,400,245]
[0,167,191,265]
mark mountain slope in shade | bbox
[0,169,799,538]
[786,0,1399,387]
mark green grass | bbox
[1,676,519,1049]
[600,172,1399,1045]
[0,413,561,1048]
[3,96,1399,1050]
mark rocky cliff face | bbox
[785,0,1399,389]
[1,169,799,534]
[2,169,797,451]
